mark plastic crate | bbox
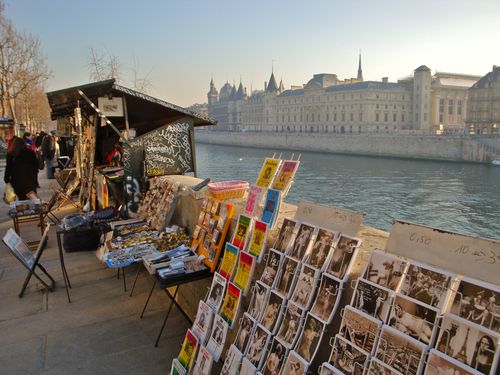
[207,180,249,200]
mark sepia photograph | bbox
[320,362,345,375]
[375,325,426,375]
[326,235,360,280]
[450,277,500,334]
[329,335,369,375]
[248,281,271,321]
[275,256,300,298]
[245,324,271,369]
[363,251,407,291]
[304,228,337,270]
[274,218,298,253]
[310,273,342,323]
[206,314,229,362]
[277,301,306,348]
[290,264,319,310]
[425,349,483,375]
[352,279,393,322]
[436,313,499,375]
[221,344,243,375]
[288,223,315,260]
[262,338,288,375]
[400,262,455,310]
[339,305,382,354]
[260,290,285,334]
[295,313,324,363]
[239,357,257,375]
[260,249,283,288]
[206,272,227,312]
[388,295,439,345]
[234,312,256,354]
[281,350,309,375]
[367,358,405,375]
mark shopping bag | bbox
[3,183,16,204]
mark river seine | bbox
[195,142,500,241]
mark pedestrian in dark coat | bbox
[4,137,39,200]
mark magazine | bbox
[271,159,299,194]
[233,251,256,295]
[206,272,227,312]
[192,300,214,344]
[191,345,213,375]
[256,158,281,188]
[178,329,199,371]
[244,185,265,218]
[246,220,268,263]
[220,282,242,328]
[221,344,243,375]
[206,314,229,362]
[260,189,281,229]
[218,243,239,280]
[232,214,253,250]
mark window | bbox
[376,113,379,122]
[424,112,428,121]
[402,114,405,122]
[393,113,397,122]
[448,100,453,115]
[359,112,362,122]
[439,98,445,113]
[376,104,379,109]
[326,114,329,122]
[350,113,354,122]
[439,114,443,123]
[384,113,388,122]
[457,100,462,115]
[342,113,345,122]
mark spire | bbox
[266,71,278,93]
[278,78,284,93]
[357,51,363,81]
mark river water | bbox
[195,143,500,241]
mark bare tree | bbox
[87,47,121,82]
[131,56,152,93]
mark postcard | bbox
[288,223,315,260]
[191,345,213,375]
[281,350,309,375]
[192,300,214,344]
[206,313,229,362]
[202,212,211,227]
[211,201,220,216]
[206,272,227,312]
[425,349,483,375]
[310,273,343,324]
[232,214,253,250]
[363,250,408,291]
[260,249,283,288]
[220,282,241,328]
[275,255,300,298]
[244,185,265,218]
[248,281,271,321]
[329,334,369,375]
[221,344,243,375]
[304,228,337,271]
[234,312,256,354]
[273,218,298,253]
[320,362,345,375]
[178,329,199,371]
[261,290,285,334]
[240,357,257,375]
[272,160,300,193]
[261,188,281,229]
[339,305,382,354]
[290,264,319,310]
[197,211,205,226]
[294,313,324,363]
[171,358,187,375]
[277,301,306,348]
[325,234,360,281]
[246,220,268,263]
[192,225,201,240]
[256,158,281,188]
[351,278,393,322]
[246,323,271,369]
[367,358,404,375]
[261,337,288,375]
[375,325,426,375]
[234,251,255,295]
[218,242,239,280]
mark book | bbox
[256,158,281,188]
[244,185,265,218]
[192,300,214,344]
[218,242,239,280]
[221,344,243,375]
[233,251,256,295]
[246,220,268,262]
[191,345,213,375]
[260,189,281,229]
[206,313,229,362]
[271,159,299,194]
[206,272,227,312]
[220,282,242,328]
[232,214,253,250]
[178,329,199,371]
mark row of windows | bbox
[275,92,408,105]
[439,98,463,115]
[270,112,407,123]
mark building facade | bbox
[207,60,480,135]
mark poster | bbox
[233,251,255,295]
[261,189,281,229]
[232,215,252,250]
[178,329,199,371]
[247,220,268,262]
[256,158,281,188]
[244,185,265,217]
[219,243,239,280]
[272,160,299,192]
[220,282,241,328]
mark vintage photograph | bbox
[274,218,298,253]
[400,262,455,310]
[295,313,324,363]
[262,338,288,375]
[288,223,315,260]
[281,350,309,375]
[320,362,345,375]
[436,314,498,375]
[352,279,393,322]
[310,273,342,323]
[277,301,305,348]
[248,281,270,321]
[367,358,405,375]
[206,272,226,311]
[339,306,382,354]
[363,251,407,291]
[260,249,283,287]
[261,290,285,334]
[275,256,299,298]
[329,335,369,375]
[388,295,438,345]
[304,228,337,270]
[234,313,256,354]
[239,357,257,375]
[192,345,213,375]
[246,324,271,368]
[220,344,243,375]
[375,325,426,375]
[425,349,483,375]
[450,277,500,334]
[290,264,319,310]
[326,235,360,280]
[192,300,214,344]
[206,314,228,362]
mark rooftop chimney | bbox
[382,77,388,83]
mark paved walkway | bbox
[0,168,187,374]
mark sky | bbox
[4,0,500,107]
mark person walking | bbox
[41,130,56,179]
[4,137,39,200]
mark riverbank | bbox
[196,130,500,163]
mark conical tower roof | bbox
[266,72,278,93]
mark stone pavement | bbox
[0,168,188,374]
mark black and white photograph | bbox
[221,344,243,375]
[192,300,214,344]
[304,228,337,270]
[450,277,500,334]
[329,335,369,375]
[400,262,455,310]
[320,362,345,375]
[352,278,393,322]
[363,251,407,291]
[192,345,213,375]
[436,313,499,375]
[310,273,342,324]
[367,358,405,375]
[239,357,257,375]
[295,313,324,363]
[425,349,483,375]
[325,235,360,280]
[206,272,227,311]
[275,256,300,298]
[248,281,270,321]
[277,301,305,348]
[261,290,285,334]
[274,218,298,253]
[290,264,319,310]
[388,295,439,345]
[281,350,309,375]
[260,249,283,287]
[262,338,288,375]
[206,314,229,362]
[288,223,315,260]
[246,324,271,368]
[375,325,426,375]
[234,313,256,354]
[339,305,382,354]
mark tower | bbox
[412,65,432,130]
[207,78,218,106]
[357,52,363,81]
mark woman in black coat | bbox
[4,137,39,200]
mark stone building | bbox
[207,59,480,135]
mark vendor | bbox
[105,142,123,166]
